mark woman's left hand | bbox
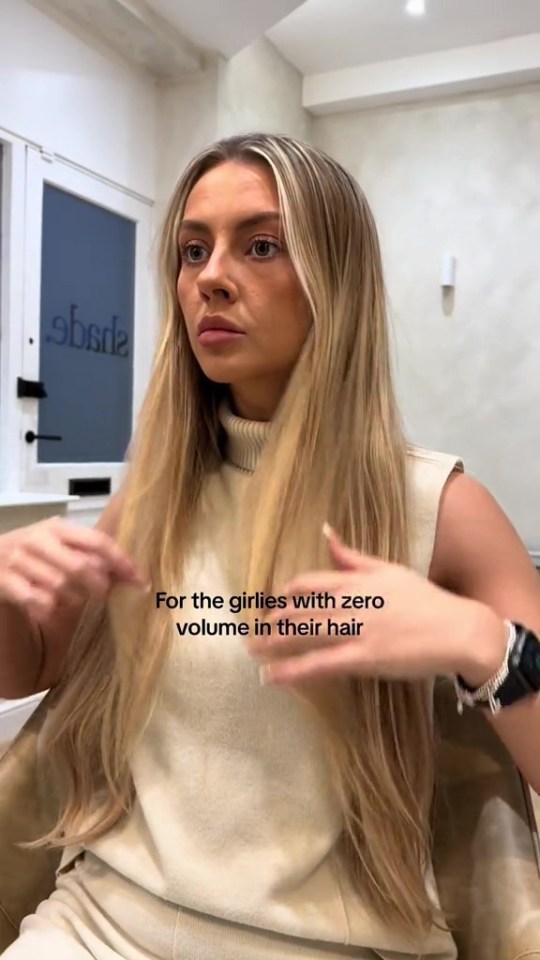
[252,525,507,686]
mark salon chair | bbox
[0,682,540,958]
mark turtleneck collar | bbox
[218,399,272,473]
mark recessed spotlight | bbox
[405,0,426,15]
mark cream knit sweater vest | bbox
[61,405,463,959]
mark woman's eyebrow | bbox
[179,212,281,234]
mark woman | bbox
[1,133,539,960]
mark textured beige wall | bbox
[155,60,220,208]
[217,37,310,141]
[312,84,540,550]
[156,37,310,209]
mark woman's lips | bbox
[197,329,246,347]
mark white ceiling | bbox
[267,0,540,75]
[44,0,540,79]
[31,0,306,79]
[34,0,540,108]
[142,0,305,59]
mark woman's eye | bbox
[180,237,281,265]
[181,243,207,264]
[250,238,281,258]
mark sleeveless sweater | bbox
[59,406,463,959]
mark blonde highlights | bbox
[33,134,438,941]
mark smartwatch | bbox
[496,622,540,708]
[456,621,540,711]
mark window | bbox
[38,184,135,465]
[14,145,155,496]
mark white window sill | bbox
[67,495,108,513]
[0,493,79,508]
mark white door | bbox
[19,146,155,498]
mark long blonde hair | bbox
[35,134,437,941]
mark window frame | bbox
[11,143,156,498]
[0,131,27,491]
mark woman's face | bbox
[177,160,311,420]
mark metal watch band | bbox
[454,621,540,714]
[454,620,514,715]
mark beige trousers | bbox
[3,853,380,960]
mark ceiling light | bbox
[405,0,426,15]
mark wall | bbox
[0,0,157,198]
[217,36,311,141]
[156,37,310,209]
[156,59,220,211]
[312,83,540,551]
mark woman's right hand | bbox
[0,515,147,624]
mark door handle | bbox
[25,431,63,443]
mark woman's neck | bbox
[228,374,289,422]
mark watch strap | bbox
[495,625,538,707]
[454,621,540,714]
[454,621,514,714]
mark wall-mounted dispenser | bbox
[441,255,457,289]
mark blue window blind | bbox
[38,184,135,464]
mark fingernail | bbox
[322,522,334,540]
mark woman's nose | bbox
[197,250,237,301]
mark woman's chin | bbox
[199,361,248,385]
[203,371,233,385]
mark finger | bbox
[280,543,380,596]
[42,522,145,585]
[263,605,343,636]
[1,571,62,623]
[22,539,118,591]
[281,571,349,596]
[323,523,385,573]
[323,524,361,571]
[249,622,344,660]
[11,550,111,603]
[260,642,366,684]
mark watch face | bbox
[518,631,540,689]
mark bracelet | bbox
[453,619,516,715]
